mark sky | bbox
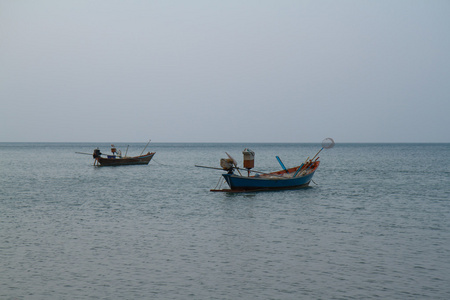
[1,0,449,143]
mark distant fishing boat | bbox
[93,150,155,166]
[196,138,335,192]
[76,140,155,166]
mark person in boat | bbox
[110,144,123,158]
[93,149,102,159]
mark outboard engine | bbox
[220,158,234,173]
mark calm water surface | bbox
[1,143,449,299]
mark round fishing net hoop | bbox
[322,138,335,149]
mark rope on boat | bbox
[214,176,225,190]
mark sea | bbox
[1,142,449,300]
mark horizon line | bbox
[1,141,449,144]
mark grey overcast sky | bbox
[1,0,449,143]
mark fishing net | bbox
[322,138,335,149]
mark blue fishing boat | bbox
[196,138,334,192]
[219,163,319,192]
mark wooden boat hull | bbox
[213,162,319,192]
[219,171,315,191]
[96,152,155,166]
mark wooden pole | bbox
[140,139,151,155]
[311,147,323,161]
[293,156,309,177]
[195,165,285,178]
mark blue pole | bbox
[293,163,305,177]
[276,156,289,173]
